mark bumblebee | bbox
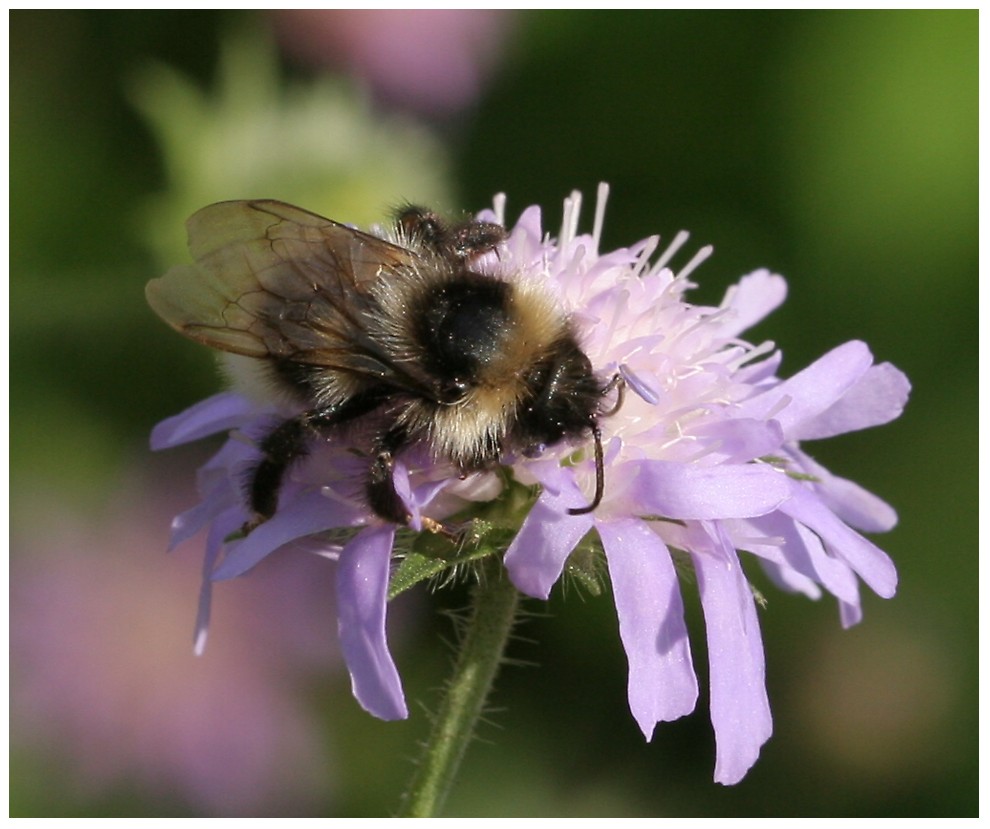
[146,200,612,531]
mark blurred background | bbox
[9,10,976,817]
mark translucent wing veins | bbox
[146,200,423,377]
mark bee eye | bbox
[436,378,469,404]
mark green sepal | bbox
[388,519,518,601]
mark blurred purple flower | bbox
[10,476,342,815]
[154,186,909,784]
[271,10,514,115]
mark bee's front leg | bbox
[367,423,412,526]
[366,424,456,539]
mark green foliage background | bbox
[9,10,977,817]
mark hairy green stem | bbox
[397,561,521,817]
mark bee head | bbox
[516,341,610,515]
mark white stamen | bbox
[728,339,776,371]
[633,236,660,277]
[652,230,691,273]
[660,420,719,452]
[592,182,609,252]
[682,439,723,464]
[559,194,574,244]
[736,534,787,549]
[763,393,793,421]
[560,189,583,244]
[492,192,507,226]
[659,420,698,452]
[677,244,714,280]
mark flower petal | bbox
[598,518,698,737]
[737,341,874,434]
[193,506,244,656]
[504,480,594,599]
[626,460,789,519]
[212,490,363,581]
[755,556,822,600]
[840,593,864,629]
[169,475,244,552]
[695,417,785,464]
[724,516,823,600]
[718,269,788,337]
[690,523,772,785]
[791,448,899,533]
[792,362,911,441]
[150,392,257,450]
[779,482,898,598]
[336,525,407,720]
[747,512,860,606]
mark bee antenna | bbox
[600,372,625,417]
[567,421,605,516]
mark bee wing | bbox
[146,199,421,381]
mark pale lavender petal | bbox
[695,418,784,464]
[737,341,873,434]
[840,592,864,629]
[212,490,363,581]
[337,525,407,720]
[515,203,544,240]
[718,270,788,337]
[393,459,450,532]
[734,349,782,386]
[150,392,256,450]
[779,483,898,598]
[752,512,860,605]
[792,362,911,441]
[504,476,594,599]
[626,461,789,519]
[168,474,243,551]
[756,557,822,600]
[169,499,223,552]
[165,439,259,549]
[724,517,822,599]
[598,519,698,737]
[503,204,545,265]
[193,506,244,655]
[791,448,899,533]
[690,524,772,785]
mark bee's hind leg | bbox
[242,389,389,534]
[245,416,309,529]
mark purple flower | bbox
[154,186,909,784]
[271,10,515,116]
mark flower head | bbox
[154,186,909,784]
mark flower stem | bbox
[397,560,521,817]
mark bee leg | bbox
[367,439,460,542]
[246,417,309,529]
[243,389,389,534]
[367,424,412,526]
